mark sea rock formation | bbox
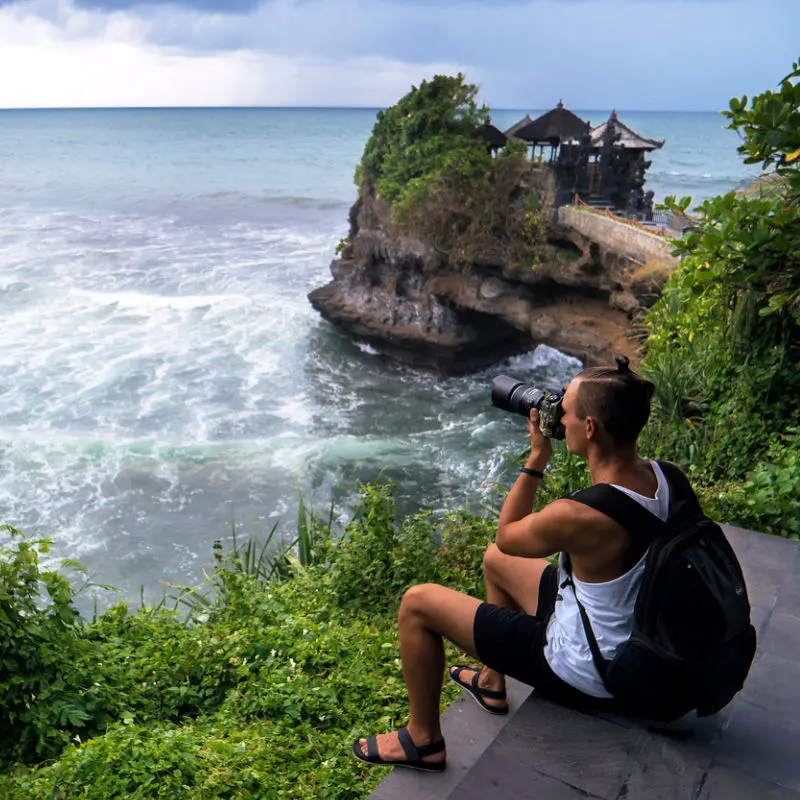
[308,185,673,373]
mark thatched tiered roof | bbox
[513,102,590,145]
[477,123,510,150]
[590,111,664,151]
[504,113,533,139]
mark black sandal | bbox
[449,665,509,715]
[352,726,446,773]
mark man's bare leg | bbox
[451,544,551,711]
[357,584,482,765]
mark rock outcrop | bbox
[308,184,674,373]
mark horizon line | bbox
[0,105,725,114]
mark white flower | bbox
[289,658,297,670]
[271,649,277,658]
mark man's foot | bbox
[353,727,446,772]
[449,665,509,715]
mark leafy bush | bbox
[353,73,553,271]
[0,482,491,799]
[715,429,800,538]
[357,73,492,215]
[0,527,108,764]
[643,58,800,537]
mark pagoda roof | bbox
[512,102,590,144]
[590,111,665,151]
[477,122,510,149]
[504,113,534,139]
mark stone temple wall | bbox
[557,206,676,265]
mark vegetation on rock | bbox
[355,73,552,269]
[356,74,492,213]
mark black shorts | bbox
[473,564,614,707]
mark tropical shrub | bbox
[354,73,553,270]
[645,58,800,537]
[0,483,496,799]
[356,73,492,215]
[0,528,108,764]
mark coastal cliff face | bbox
[308,184,672,373]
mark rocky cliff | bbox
[308,183,674,373]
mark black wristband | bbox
[520,467,545,479]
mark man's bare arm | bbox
[496,498,585,559]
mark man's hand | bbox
[527,408,552,468]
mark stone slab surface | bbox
[368,526,800,800]
[366,676,532,800]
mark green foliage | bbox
[0,527,108,764]
[328,482,440,613]
[0,482,496,799]
[663,59,799,323]
[357,74,491,215]
[352,73,553,271]
[715,429,800,538]
[644,59,800,537]
[727,58,800,192]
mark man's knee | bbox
[398,583,440,623]
[482,542,502,576]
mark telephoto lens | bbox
[491,375,546,418]
[491,375,566,438]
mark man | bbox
[354,357,665,772]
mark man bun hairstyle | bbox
[575,355,655,446]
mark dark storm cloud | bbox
[0,0,796,110]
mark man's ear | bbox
[585,415,598,440]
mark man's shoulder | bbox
[541,496,624,538]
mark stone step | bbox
[367,677,532,800]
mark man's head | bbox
[562,356,655,455]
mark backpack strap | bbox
[656,460,703,514]
[560,550,611,682]
[561,483,668,687]
[566,483,668,543]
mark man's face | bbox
[561,380,586,456]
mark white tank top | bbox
[543,460,670,698]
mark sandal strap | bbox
[397,727,445,759]
[464,667,507,700]
[396,727,419,762]
[366,735,379,760]
[415,738,446,757]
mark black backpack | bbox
[563,460,757,722]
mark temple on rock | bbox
[505,103,664,219]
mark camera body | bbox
[491,375,566,439]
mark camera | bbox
[491,375,566,439]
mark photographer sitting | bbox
[353,357,665,772]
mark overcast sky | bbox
[0,0,796,110]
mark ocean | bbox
[0,107,758,603]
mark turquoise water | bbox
[0,108,756,601]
